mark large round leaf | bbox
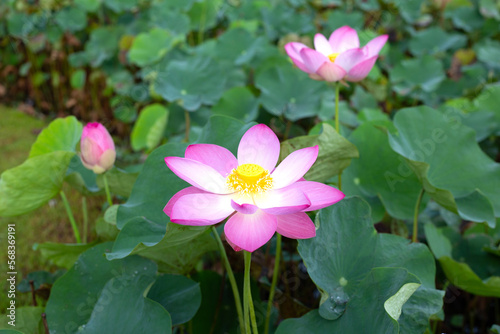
[388,106,499,226]
[473,83,500,135]
[148,274,202,325]
[390,55,445,97]
[0,307,44,333]
[276,197,443,333]
[84,27,123,67]
[425,223,500,297]
[155,56,227,111]
[29,116,82,158]
[276,268,420,334]
[256,62,328,121]
[186,0,222,31]
[0,151,74,217]
[212,86,259,122]
[128,28,183,67]
[342,122,425,220]
[104,0,137,12]
[131,104,169,151]
[409,27,467,56]
[75,0,101,12]
[45,242,171,334]
[54,6,87,33]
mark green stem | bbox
[412,189,425,243]
[244,256,250,334]
[82,197,88,243]
[244,251,259,334]
[264,234,281,334]
[334,82,340,133]
[334,83,342,191]
[211,227,245,333]
[103,173,113,206]
[184,109,191,142]
[60,190,81,244]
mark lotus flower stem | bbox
[103,173,113,206]
[264,233,282,334]
[60,190,81,244]
[82,197,88,243]
[335,83,342,191]
[412,189,425,243]
[211,226,245,333]
[244,251,259,334]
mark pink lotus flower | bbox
[285,26,388,82]
[80,122,116,174]
[164,124,345,252]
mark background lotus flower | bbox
[80,122,116,174]
[164,124,345,252]
[285,26,388,82]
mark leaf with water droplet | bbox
[276,197,444,334]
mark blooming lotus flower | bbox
[284,26,388,82]
[80,122,116,174]
[164,124,345,252]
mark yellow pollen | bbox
[227,163,273,195]
[328,53,340,63]
[236,164,265,183]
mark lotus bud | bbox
[80,122,116,174]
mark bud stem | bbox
[334,83,342,191]
[60,190,81,244]
[103,173,113,206]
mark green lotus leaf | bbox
[128,28,183,67]
[342,122,425,220]
[29,116,82,158]
[388,106,499,227]
[45,243,171,334]
[155,56,227,111]
[131,104,169,151]
[276,197,443,333]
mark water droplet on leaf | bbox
[319,287,349,320]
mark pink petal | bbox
[363,35,388,57]
[271,146,319,189]
[165,157,230,194]
[164,186,206,217]
[224,211,277,252]
[309,73,324,81]
[316,62,347,82]
[329,26,360,53]
[276,212,316,239]
[346,55,378,82]
[285,181,345,211]
[255,188,311,215]
[171,192,233,225]
[300,48,329,73]
[81,137,103,165]
[314,33,333,56]
[82,122,115,151]
[284,42,311,73]
[237,124,280,171]
[185,144,238,177]
[225,235,243,252]
[334,48,369,73]
[231,200,258,214]
[98,149,116,172]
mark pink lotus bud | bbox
[80,122,116,174]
